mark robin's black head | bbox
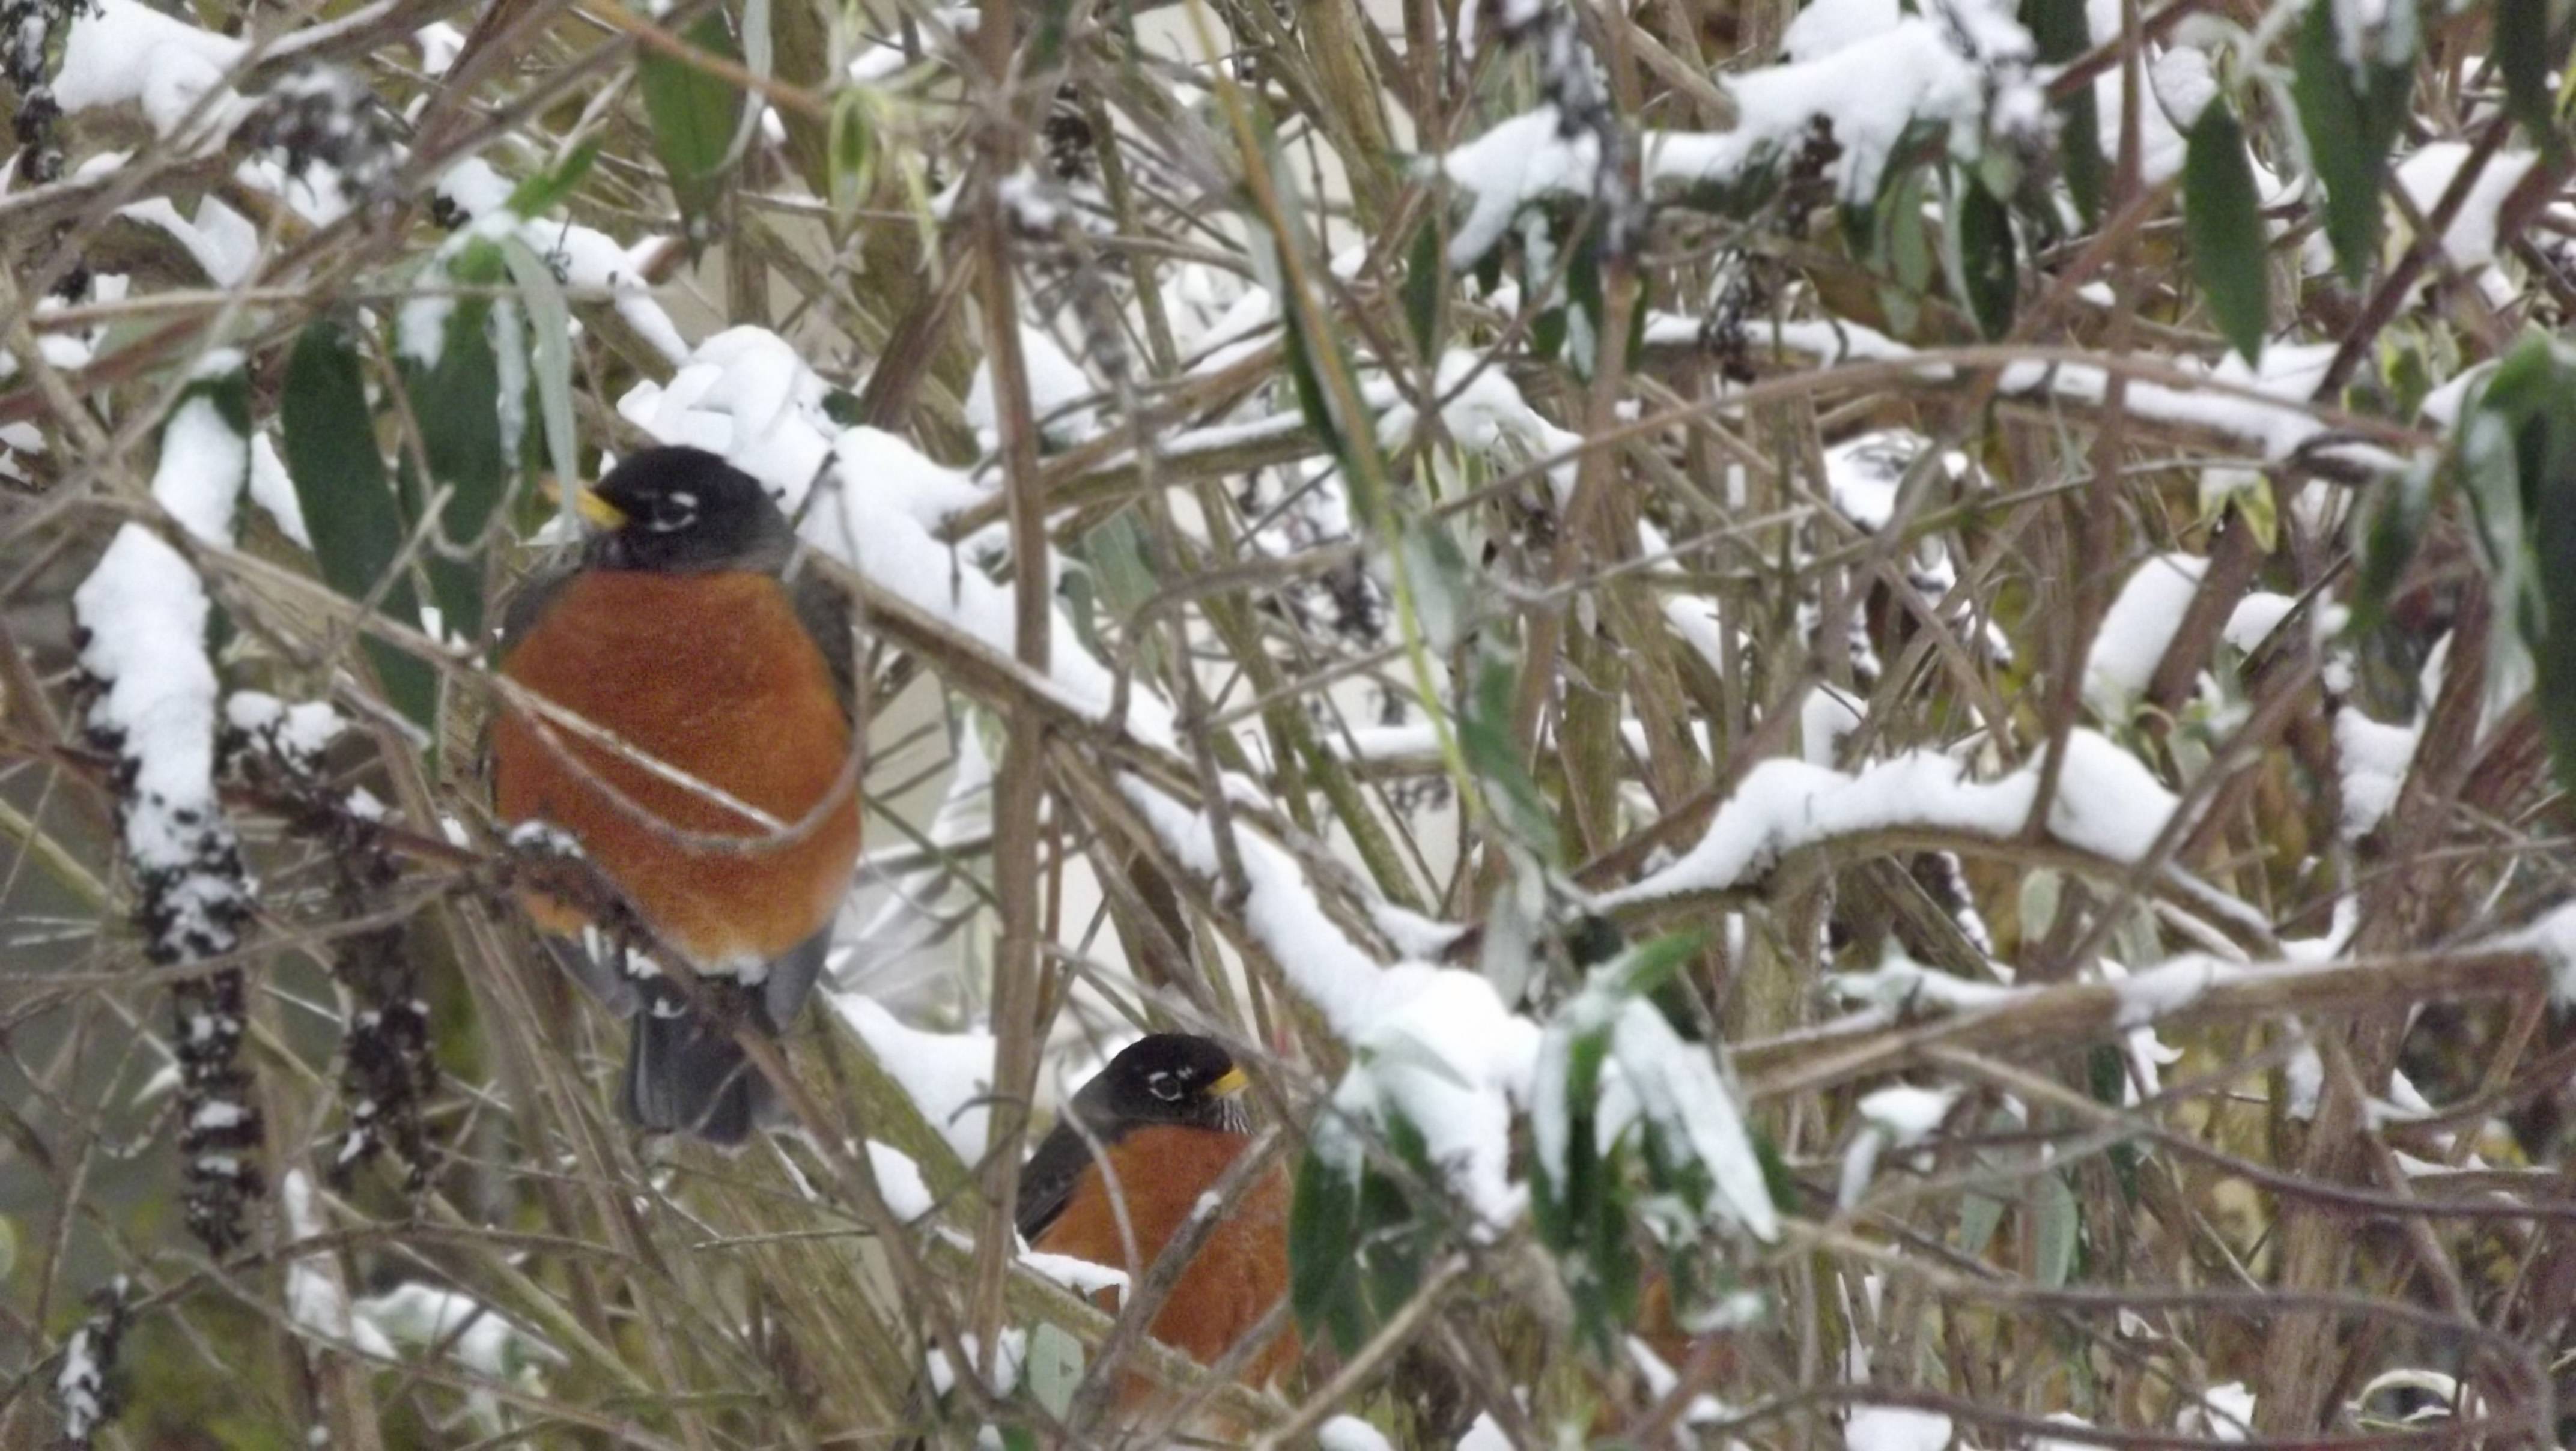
[1065,1034,1251,1139]
[576,446,795,573]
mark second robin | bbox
[490,446,863,1144]
[1016,1034,1295,1402]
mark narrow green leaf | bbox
[2024,0,2104,221]
[2350,459,2434,637]
[1287,1139,1360,1332]
[2461,338,2576,799]
[497,236,580,493]
[1459,656,1560,862]
[502,139,600,220]
[2291,0,2409,283]
[1566,224,1608,378]
[2183,98,2268,365]
[1874,166,1934,339]
[1953,177,2018,340]
[1403,217,1443,361]
[2496,0,2559,147]
[638,9,744,242]
[281,320,437,730]
[402,240,511,640]
[2033,1170,2080,1287]
[827,88,878,226]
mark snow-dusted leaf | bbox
[401,238,510,640]
[281,318,437,730]
[2456,337,2576,799]
[2291,0,2410,283]
[2184,97,2267,366]
[497,235,580,516]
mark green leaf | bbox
[1022,1324,1082,1421]
[1459,656,1560,862]
[1287,1137,1361,1334]
[2291,0,2411,283]
[282,319,437,731]
[497,236,580,493]
[2496,0,2562,148]
[1874,166,1934,339]
[2458,336,2576,799]
[2183,98,2268,365]
[1403,215,1444,360]
[401,240,511,641]
[2033,1170,2080,1287]
[1607,930,1702,1001]
[2350,459,2434,637]
[502,139,600,219]
[1952,175,2017,340]
[2023,0,2103,221]
[1565,223,1608,379]
[827,88,878,226]
[638,8,744,242]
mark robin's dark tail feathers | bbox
[624,1002,767,1145]
[582,929,833,1146]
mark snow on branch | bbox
[70,354,264,1252]
[1436,0,2043,264]
[1599,730,2195,912]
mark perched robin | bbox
[490,445,863,1144]
[1017,1034,1295,1398]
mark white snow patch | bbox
[57,0,249,142]
[2223,591,2300,653]
[866,1139,935,1221]
[2515,902,2576,1007]
[2334,707,2419,839]
[619,328,838,500]
[2393,144,2538,270]
[829,995,994,1160]
[1021,1251,1129,1298]
[967,325,1099,451]
[2085,553,2206,715]
[1845,1404,1952,1451]
[283,1170,396,1358]
[2113,954,2219,1028]
[247,432,311,547]
[1319,1416,1396,1451]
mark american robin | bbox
[490,445,863,1144]
[1017,1034,1295,1397]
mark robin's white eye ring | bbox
[1146,1071,1182,1102]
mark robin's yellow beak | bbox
[541,476,629,529]
[1208,1066,1250,1098]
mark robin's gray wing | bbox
[760,925,833,1031]
[1014,1118,1099,1244]
[786,554,857,726]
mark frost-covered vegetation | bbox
[2,0,2575,1444]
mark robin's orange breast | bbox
[492,569,863,967]
[1030,1124,1295,1396]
